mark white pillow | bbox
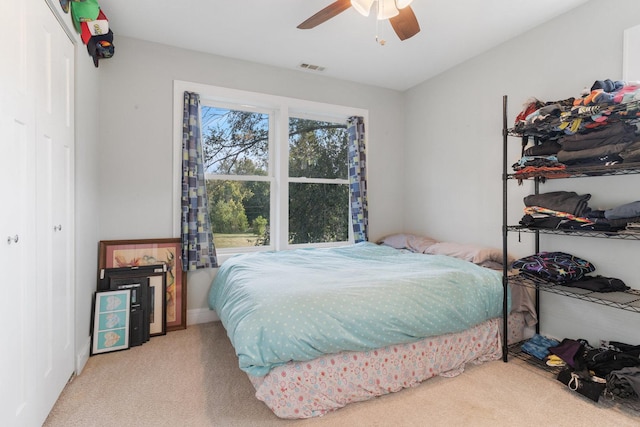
[377,233,439,253]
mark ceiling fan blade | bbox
[389,6,421,40]
[297,0,352,29]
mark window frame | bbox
[172,81,368,260]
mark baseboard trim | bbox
[76,336,91,375]
[187,308,219,325]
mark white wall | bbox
[97,38,406,317]
[73,53,100,372]
[403,0,640,346]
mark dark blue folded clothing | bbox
[521,333,560,360]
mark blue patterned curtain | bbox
[347,116,368,243]
[181,91,218,270]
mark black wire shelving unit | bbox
[502,95,640,414]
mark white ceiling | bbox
[100,0,590,91]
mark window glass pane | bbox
[289,117,348,179]
[201,106,269,176]
[208,179,270,248]
[289,183,349,244]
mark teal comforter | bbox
[209,242,505,376]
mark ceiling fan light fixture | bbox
[395,0,414,10]
[377,0,399,20]
[351,0,375,17]
[297,1,420,42]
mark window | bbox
[173,82,367,256]
[200,104,272,250]
[287,116,349,245]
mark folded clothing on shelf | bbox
[524,191,591,217]
[564,275,629,293]
[521,333,560,360]
[511,251,595,284]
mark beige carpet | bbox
[44,322,639,427]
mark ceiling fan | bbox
[297,0,421,41]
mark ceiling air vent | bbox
[298,63,326,72]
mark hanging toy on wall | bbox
[70,0,115,67]
[82,10,114,67]
[86,30,115,67]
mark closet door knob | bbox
[6,235,18,244]
[53,225,62,232]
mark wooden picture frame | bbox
[92,289,131,355]
[98,238,187,331]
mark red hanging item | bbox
[81,10,109,45]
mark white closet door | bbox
[0,112,38,427]
[33,1,75,423]
[0,1,75,425]
[0,0,38,425]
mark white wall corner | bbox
[75,336,92,375]
[187,308,219,325]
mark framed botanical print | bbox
[98,238,187,331]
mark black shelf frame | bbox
[506,225,640,240]
[509,273,640,313]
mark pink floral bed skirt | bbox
[248,316,513,419]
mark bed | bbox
[209,236,535,418]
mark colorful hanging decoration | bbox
[70,0,115,67]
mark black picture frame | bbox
[99,264,167,337]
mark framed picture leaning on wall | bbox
[98,238,187,331]
[99,264,167,337]
[91,289,131,355]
